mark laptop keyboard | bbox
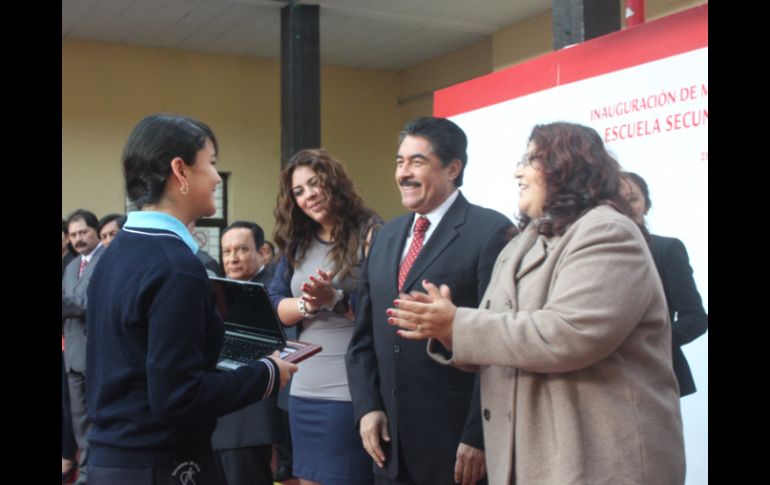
[221,337,278,364]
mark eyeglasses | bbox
[517,153,539,169]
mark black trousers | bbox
[374,441,488,485]
[213,445,273,485]
[374,441,417,485]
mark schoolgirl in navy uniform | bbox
[86,114,297,485]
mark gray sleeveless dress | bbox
[287,236,373,484]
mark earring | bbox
[180,185,190,195]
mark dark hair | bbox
[62,219,77,255]
[261,240,275,255]
[223,221,265,249]
[519,122,634,237]
[274,148,381,281]
[123,113,218,209]
[398,117,468,187]
[66,209,99,233]
[98,213,126,235]
[621,171,652,212]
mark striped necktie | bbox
[398,216,430,292]
[78,257,88,278]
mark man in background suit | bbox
[211,221,278,485]
[259,240,276,267]
[187,220,224,276]
[62,219,77,276]
[346,117,514,485]
[62,219,78,482]
[62,209,105,485]
[97,213,126,248]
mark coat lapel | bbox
[386,215,413,295]
[73,245,103,290]
[498,225,544,303]
[515,234,548,280]
[401,194,467,293]
[501,224,562,305]
[492,243,519,306]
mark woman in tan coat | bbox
[387,122,685,484]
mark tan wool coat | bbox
[429,205,685,485]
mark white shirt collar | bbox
[81,242,103,263]
[408,189,460,234]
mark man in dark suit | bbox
[212,221,278,485]
[346,117,514,485]
[62,209,105,485]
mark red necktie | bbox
[398,216,430,292]
[78,257,88,278]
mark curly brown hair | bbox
[518,122,635,237]
[273,149,381,280]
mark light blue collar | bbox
[125,211,199,253]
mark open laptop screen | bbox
[209,277,286,344]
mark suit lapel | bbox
[401,194,467,293]
[74,245,103,290]
[63,255,81,293]
[385,215,413,295]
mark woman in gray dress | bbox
[268,148,382,485]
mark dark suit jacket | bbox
[62,245,105,373]
[649,234,708,396]
[196,249,222,276]
[252,262,276,287]
[346,193,513,483]
[211,269,278,449]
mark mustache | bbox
[75,242,87,247]
[399,179,421,188]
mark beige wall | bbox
[492,10,553,72]
[64,3,706,229]
[320,66,403,220]
[396,2,707,119]
[63,40,404,237]
[397,39,492,125]
[395,11,554,118]
[645,0,706,21]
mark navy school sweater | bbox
[86,227,279,466]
